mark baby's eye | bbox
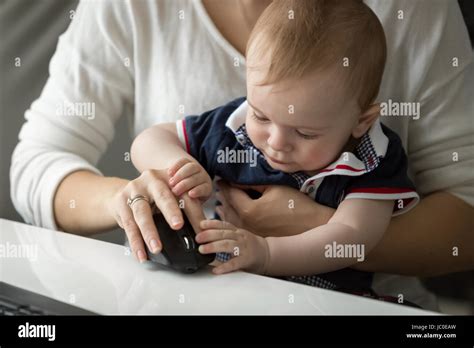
[296,130,318,139]
[251,112,269,123]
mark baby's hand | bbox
[196,219,270,275]
[167,158,213,202]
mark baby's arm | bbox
[131,123,212,200]
[264,199,394,276]
[131,123,194,172]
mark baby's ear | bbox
[351,103,381,139]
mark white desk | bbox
[0,218,435,315]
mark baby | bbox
[131,0,419,294]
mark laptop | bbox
[0,282,96,315]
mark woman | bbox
[10,0,474,310]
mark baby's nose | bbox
[267,132,292,152]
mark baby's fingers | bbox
[168,158,192,178]
[213,258,241,275]
[171,174,205,196]
[198,240,237,255]
[169,162,200,187]
[189,183,212,199]
[195,228,237,244]
[200,219,236,231]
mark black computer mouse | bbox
[145,212,215,273]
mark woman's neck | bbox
[238,0,272,29]
[201,0,272,56]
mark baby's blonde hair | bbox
[246,0,387,111]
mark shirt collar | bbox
[225,99,248,133]
[225,99,389,190]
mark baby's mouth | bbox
[263,151,290,165]
[267,156,288,165]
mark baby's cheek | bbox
[301,144,318,160]
[245,119,266,147]
[299,146,330,171]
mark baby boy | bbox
[131,0,419,294]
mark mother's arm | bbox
[217,182,474,277]
[352,191,474,276]
[10,1,134,233]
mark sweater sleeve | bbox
[408,1,474,207]
[368,0,474,207]
[10,0,134,230]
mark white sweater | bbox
[10,0,474,310]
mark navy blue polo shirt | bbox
[176,97,419,291]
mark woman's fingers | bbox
[182,193,207,234]
[148,180,184,230]
[117,197,147,263]
[113,167,212,265]
[215,206,226,220]
[217,181,253,210]
[215,191,226,204]
[226,182,268,193]
[129,194,162,254]
[213,193,242,227]
[114,168,189,264]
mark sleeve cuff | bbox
[43,161,104,231]
[176,119,190,153]
[344,188,420,216]
[446,183,474,208]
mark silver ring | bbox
[127,194,150,208]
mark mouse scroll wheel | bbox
[183,236,192,250]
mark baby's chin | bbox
[265,157,320,175]
[255,145,319,174]
[264,156,302,173]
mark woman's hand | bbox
[196,219,270,275]
[105,168,205,263]
[215,181,335,237]
[167,158,213,202]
